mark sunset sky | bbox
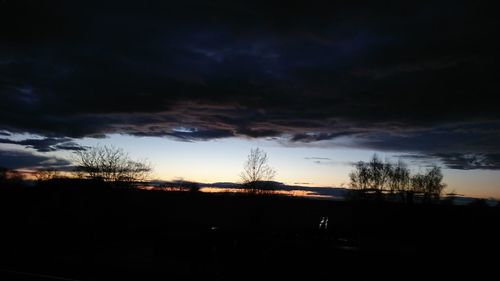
[1,1,499,198]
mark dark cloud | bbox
[354,122,499,152]
[0,0,499,169]
[291,131,361,142]
[0,149,72,170]
[0,137,86,152]
[433,153,500,170]
[396,152,500,170]
[132,127,236,141]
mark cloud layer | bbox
[0,149,72,170]
[0,0,499,169]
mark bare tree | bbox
[410,165,446,202]
[348,161,371,200]
[367,154,392,191]
[35,168,60,182]
[349,161,370,191]
[240,148,276,191]
[423,165,446,201]
[387,160,411,193]
[349,154,446,203]
[349,154,392,197]
[410,174,426,193]
[74,145,152,183]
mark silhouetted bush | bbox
[74,145,152,184]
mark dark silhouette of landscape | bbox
[2,0,500,279]
[1,165,499,279]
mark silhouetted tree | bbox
[410,165,446,203]
[367,154,392,191]
[349,154,392,198]
[349,161,370,199]
[349,161,370,190]
[387,159,411,201]
[240,148,276,192]
[387,160,410,192]
[410,173,426,200]
[74,145,151,184]
[35,168,60,182]
[424,165,446,201]
[349,156,445,203]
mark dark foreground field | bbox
[1,180,499,280]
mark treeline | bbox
[0,167,25,187]
[349,154,446,203]
[0,145,152,188]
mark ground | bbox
[1,181,499,280]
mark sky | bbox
[1,0,499,198]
